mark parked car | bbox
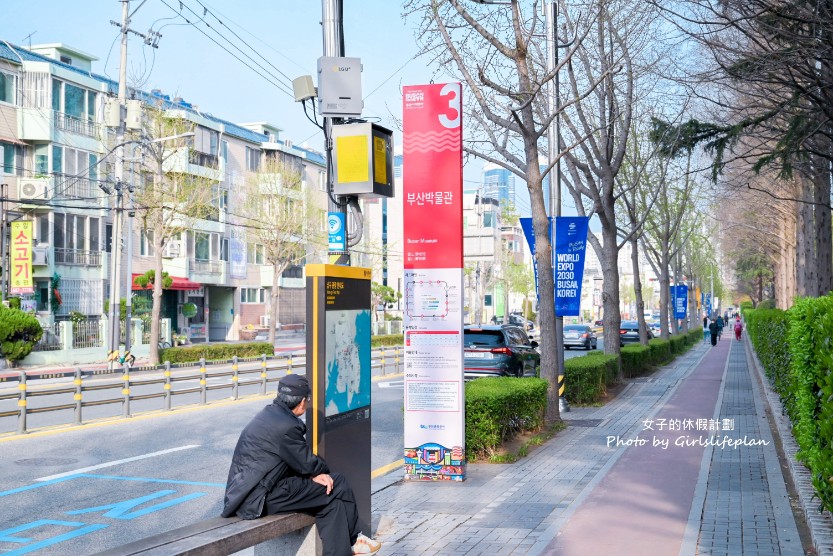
[619,320,654,344]
[563,324,598,350]
[463,324,540,380]
[593,319,604,328]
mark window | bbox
[52,145,94,176]
[0,70,16,104]
[282,266,303,279]
[240,288,264,304]
[194,232,210,261]
[318,170,326,191]
[51,79,96,121]
[0,142,21,175]
[34,145,48,175]
[194,126,219,155]
[140,229,155,257]
[89,217,99,251]
[220,238,229,262]
[246,146,260,172]
[246,243,265,265]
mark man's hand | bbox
[312,473,334,495]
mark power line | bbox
[156,0,295,99]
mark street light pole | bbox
[545,0,568,412]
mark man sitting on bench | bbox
[222,374,380,556]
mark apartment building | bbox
[0,41,326,344]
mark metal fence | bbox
[71,319,104,349]
[0,347,402,435]
[32,323,62,352]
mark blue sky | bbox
[0,1,433,151]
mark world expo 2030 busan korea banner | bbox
[554,216,590,317]
[402,83,465,481]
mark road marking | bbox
[378,381,404,389]
[371,459,403,479]
[35,445,200,482]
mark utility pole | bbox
[322,0,350,265]
[107,0,129,367]
[545,0,568,412]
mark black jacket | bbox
[222,399,329,519]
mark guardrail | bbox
[0,347,402,435]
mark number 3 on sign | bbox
[438,83,461,129]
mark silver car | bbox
[563,324,598,350]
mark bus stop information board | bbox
[402,83,466,481]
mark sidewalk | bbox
[370,336,826,555]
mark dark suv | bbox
[463,325,540,380]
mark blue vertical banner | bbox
[674,285,688,319]
[519,217,552,301]
[554,216,590,317]
[706,292,712,317]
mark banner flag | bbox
[674,285,688,319]
[553,216,590,317]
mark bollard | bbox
[164,361,172,410]
[199,357,207,404]
[74,368,83,424]
[260,354,267,395]
[395,346,401,374]
[122,362,131,417]
[17,371,27,434]
[558,373,570,413]
[232,355,239,400]
[380,348,386,376]
[287,353,293,375]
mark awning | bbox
[0,136,27,146]
[132,273,201,291]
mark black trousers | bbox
[265,472,359,556]
[710,333,718,346]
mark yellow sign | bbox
[335,135,368,183]
[10,221,34,294]
[373,136,387,184]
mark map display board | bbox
[402,83,466,481]
[305,263,372,534]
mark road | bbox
[0,342,607,554]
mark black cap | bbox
[278,374,310,398]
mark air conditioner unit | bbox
[32,247,49,266]
[19,179,50,201]
[163,240,181,258]
[259,315,270,327]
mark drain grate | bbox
[15,458,79,466]
[565,419,604,427]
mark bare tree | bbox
[405,0,603,422]
[242,157,324,346]
[132,106,216,364]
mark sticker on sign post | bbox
[328,212,346,251]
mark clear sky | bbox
[0,0,435,152]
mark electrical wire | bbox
[156,0,295,99]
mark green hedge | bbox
[563,352,618,404]
[647,338,673,366]
[371,334,403,348]
[159,342,274,363]
[745,297,833,514]
[621,344,651,378]
[465,377,548,459]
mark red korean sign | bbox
[402,83,463,269]
[402,83,466,482]
[10,221,34,294]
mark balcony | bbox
[163,147,223,182]
[190,258,226,284]
[52,174,102,203]
[54,111,99,138]
[188,150,219,169]
[54,248,102,267]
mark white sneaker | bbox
[352,532,381,555]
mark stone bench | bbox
[93,513,318,556]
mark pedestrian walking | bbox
[709,319,719,346]
[222,374,381,556]
[716,315,724,341]
[703,318,710,344]
[734,317,743,341]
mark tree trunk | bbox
[630,237,648,344]
[268,264,282,347]
[659,248,671,339]
[600,226,622,379]
[149,231,164,365]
